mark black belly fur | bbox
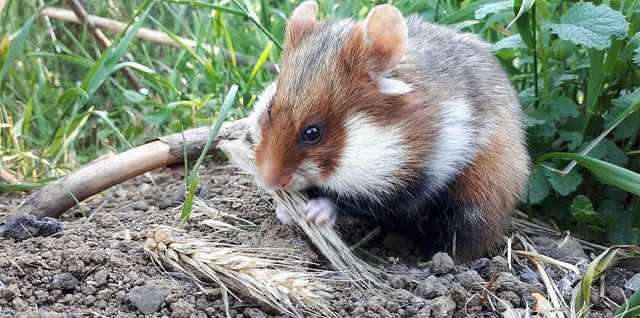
[306,174,483,259]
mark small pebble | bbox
[127,284,165,315]
[625,273,640,291]
[132,201,149,211]
[430,252,455,274]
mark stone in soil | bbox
[1,213,62,240]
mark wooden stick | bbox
[0,166,17,185]
[40,7,279,74]
[11,118,250,220]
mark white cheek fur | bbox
[324,113,408,201]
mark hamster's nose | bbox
[256,161,293,191]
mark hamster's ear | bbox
[362,5,407,81]
[284,1,318,51]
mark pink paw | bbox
[305,198,337,225]
[275,204,293,225]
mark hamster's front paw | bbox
[305,197,337,225]
[275,203,293,224]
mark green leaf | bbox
[180,172,200,225]
[181,85,238,224]
[603,101,640,139]
[525,116,547,126]
[509,0,535,48]
[571,195,596,223]
[551,97,580,119]
[526,111,556,137]
[545,167,583,195]
[492,34,526,52]
[535,153,640,196]
[598,139,629,166]
[475,0,511,20]
[614,286,640,317]
[548,3,629,50]
[633,46,640,66]
[558,131,583,151]
[526,169,551,204]
[507,0,535,29]
[187,84,238,185]
[586,48,605,114]
[621,34,640,61]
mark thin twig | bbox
[41,7,279,74]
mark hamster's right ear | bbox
[284,1,318,52]
[361,5,408,81]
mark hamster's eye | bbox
[301,126,322,145]
[267,106,272,117]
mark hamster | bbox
[249,1,530,260]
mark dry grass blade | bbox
[518,253,568,318]
[190,197,256,232]
[144,228,335,318]
[219,137,391,295]
[511,232,573,317]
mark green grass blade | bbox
[247,41,273,87]
[180,172,200,225]
[586,49,605,114]
[438,0,497,25]
[81,0,154,97]
[0,8,38,85]
[187,84,238,184]
[232,0,282,49]
[163,0,246,16]
[614,288,640,318]
[91,110,134,149]
[149,16,222,86]
[536,153,640,196]
[574,245,640,317]
[21,96,33,136]
[48,110,93,160]
[114,61,177,92]
[181,85,238,223]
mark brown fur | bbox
[253,1,531,260]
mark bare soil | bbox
[0,162,637,318]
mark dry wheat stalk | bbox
[144,227,335,318]
[219,137,390,295]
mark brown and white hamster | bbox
[249,1,530,260]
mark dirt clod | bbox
[50,273,79,291]
[1,213,62,240]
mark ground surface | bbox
[0,163,638,318]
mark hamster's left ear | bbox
[284,1,318,55]
[361,5,408,81]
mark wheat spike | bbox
[144,228,335,318]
